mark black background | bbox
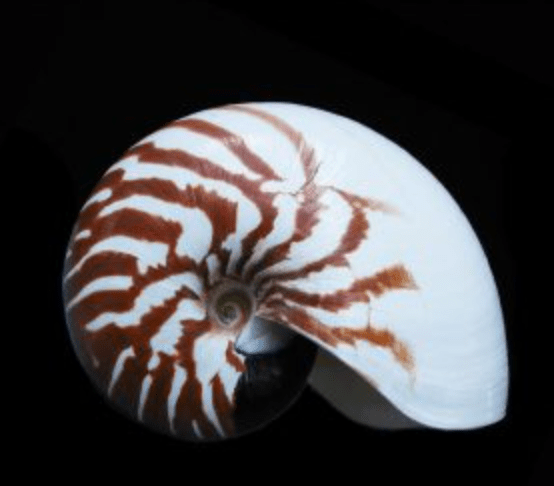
[5,2,550,482]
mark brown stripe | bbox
[221,106,401,288]
[77,285,197,421]
[171,118,282,181]
[352,264,418,297]
[123,142,264,200]
[70,168,125,243]
[211,373,235,436]
[108,345,148,420]
[173,318,219,440]
[123,142,279,278]
[332,187,399,215]
[174,376,218,440]
[66,255,201,326]
[226,341,247,373]
[259,301,415,372]
[252,186,369,286]
[69,209,181,277]
[139,352,175,435]
[258,255,349,296]
[264,285,368,313]
[336,199,370,254]
[221,107,367,284]
[223,104,319,182]
[264,264,417,313]
[66,273,205,440]
[244,184,326,282]
[63,253,137,305]
[67,177,238,278]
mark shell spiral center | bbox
[207,279,255,329]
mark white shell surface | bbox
[182,102,508,429]
[308,348,423,430]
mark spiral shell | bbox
[62,102,509,441]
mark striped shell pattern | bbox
[62,102,509,441]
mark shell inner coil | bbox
[208,280,255,329]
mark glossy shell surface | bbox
[62,102,509,440]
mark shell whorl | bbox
[62,102,508,440]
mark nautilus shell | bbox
[62,102,509,441]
